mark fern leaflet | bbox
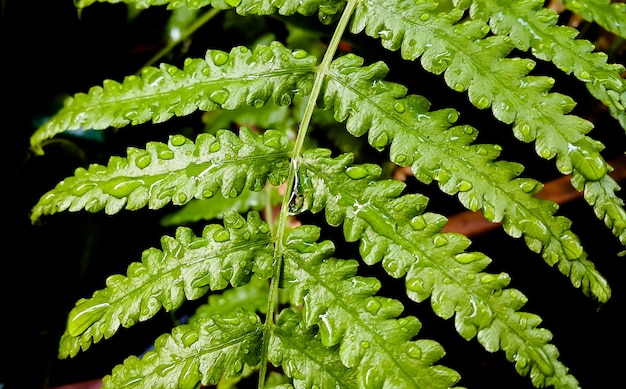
[29,42,316,154]
[58,211,273,358]
[101,307,263,389]
[30,129,290,222]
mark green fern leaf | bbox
[320,55,611,301]
[29,42,316,154]
[296,149,585,388]
[73,0,345,22]
[30,128,290,222]
[58,211,273,358]
[101,307,263,389]
[561,0,626,40]
[469,0,626,129]
[278,225,461,388]
[269,309,358,388]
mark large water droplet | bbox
[213,229,230,242]
[454,252,484,264]
[209,89,230,105]
[211,50,229,66]
[345,165,369,179]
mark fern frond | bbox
[469,0,626,129]
[276,225,461,388]
[321,55,611,301]
[29,42,316,154]
[73,0,345,22]
[101,307,263,389]
[297,149,584,388]
[30,129,290,222]
[561,0,626,39]
[58,211,273,358]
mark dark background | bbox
[2,1,625,388]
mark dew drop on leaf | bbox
[393,101,405,113]
[456,180,473,192]
[181,331,199,347]
[454,252,484,264]
[210,50,229,66]
[291,49,308,59]
[67,300,110,336]
[407,345,422,359]
[213,229,230,242]
[410,215,427,230]
[345,165,369,179]
[433,235,448,247]
[135,152,152,169]
[364,298,382,314]
[209,142,220,153]
[103,178,144,198]
[209,89,230,105]
[170,134,186,147]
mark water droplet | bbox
[251,99,265,108]
[170,134,186,147]
[371,132,389,149]
[446,111,458,123]
[408,345,422,359]
[480,274,497,284]
[456,180,473,192]
[202,189,214,198]
[71,182,96,196]
[135,152,152,169]
[519,180,539,193]
[419,13,429,21]
[224,212,244,229]
[291,49,308,59]
[209,142,220,152]
[345,165,369,179]
[364,298,382,314]
[480,25,490,35]
[209,89,230,105]
[393,101,405,113]
[67,299,110,336]
[258,224,269,234]
[102,177,144,198]
[570,144,608,181]
[182,331,199,347]
[156,145,175,159]
[475,96,490,109]
[452,82,465,92]
[213,229,230,242]
[433,235,448,247]
[361,341,370,348]
[395,154,407,164]
[407,278,426,294]
[410,215,426,230]
[211,50,229,66]
[436,168,451,183]
[177,193,188,204]
[454,252,483,264]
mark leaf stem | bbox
[256,0,358,387]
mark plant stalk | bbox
[256,0,359,387]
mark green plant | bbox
[27,0,625,388]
